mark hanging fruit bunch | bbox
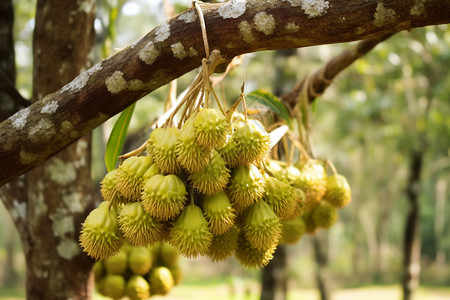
[79,50,307,269]
[93,242,181,299]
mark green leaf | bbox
[105,103,136,172]
[246,90,292,127]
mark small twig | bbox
[194,1,210,59]
[325,159,338,175]
[119,140,149,160]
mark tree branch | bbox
[0,0,449,186]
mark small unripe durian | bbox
[148,266,174,295]
[207,226,239,262]
[79,202,123,260]
[169,202,213,258]
[301,211,317,234]
[125,275,150,300]
[243,200,281,250]
[158,243,179,268]
[102,274,125,299]
[228,164,265,211]
[188,150,230,195]
[201,191,236,235]
[294,160,327,208]
[93,261,104,282]
[194,108,230,149]
[233,119,270,165]
[141,174,187,220]
[167,265,183,285]
[118,202,165,246]
[218,135,239,168]
[263,175,299,220]
[128,247,153,275]
[104,247,128,275]
[234,233,276,269]
[323,174,351,208]
[115,156,154,202]
[147,127,182,174]
[100,169,127,205]
[279,216,306,245]
[311,201,338,229]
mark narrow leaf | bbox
[105,103,136,172]
[246,90,292,127]
[269,125,289,149]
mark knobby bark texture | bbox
[0,0,450,185]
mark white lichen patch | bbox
[10,200,27,221]
[139,41,160,65]
[155,22,171,43]
[60,62,102,94]
[219,0,246,19]
[51,214,74,237]
[28,118,56,144]
[41,101,59,114]
[105,71,128,94]
[128,79,145,91]
[238,21,255,43]
[62,192,85,213]
[285,0,329,18]
[57,239,80,260]
[77,0,95,13]
[188,47,199,57]
[285,22,300,33]
[253,12,276,35]
[355,27,366,35]
[20,151,38,165]
[179,10,197,23]
[410,0,428,16]
[10,107,30,130]
[45,158,77,185]
[171,42,187,60]
[373,3,396,27]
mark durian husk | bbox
[207,226,240,262]
[101,274,126,299]
[148,266,174,296]
[228,164,265,211]
[323,174,351,208]
[193,108,231,149]
[293,160,327,209]
[167,265,183,285]
[100,169,127,205]
[233,119,271,165]
[125,275,150,300]
[201,191,236,235]
[234,233,276,269]
[263,175,299,220]
[169,203,213,258]
[218,135,239,168]
[301,211,317,234]
[147,127,182,174]
[128,247,153,275]
[115,156,154,202]
[188,150,230,196]
[104,247,128,275]
[157,243,179,268]
[279,216,306,245]
[311,201,338,229]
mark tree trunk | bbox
[260,245,288,300]
[313,235,331,300]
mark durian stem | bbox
[325,159,338,175]
[282,135,290,165]
[287,131,311,161]
[239,82,248,122]
[119,140,149,160]
[194,1,210,60]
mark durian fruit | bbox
[147,127,181,174]
[175,114,212,172]
[128,247,153,275]
[293,160,327,209]
[93,261,104,282]
[264,160,286,181]
[158,243,179,268]
[167,265,183,285]
[125,275,151,300]
[227,164,265,211]
[115,156,154,202]
[301,211,317,234]
[104,247,128,275]
[218,135,239,168]
[201,191,236,235]
[263,175,299,220]
[311,201,338,229]
[207,226,239,262]
[293,188,306,217]
[118,202,164,246]
[148,266,174,296]
[233,119,270,165]
[141,174,187,220]
[102,274,125,299]
[142,163,160,181]
[79,201,123,260]
[234,233,276,269]
[279,216,306,245]
[169,202,213,258]
[243,200,281,250]
[193,108,230,149]
[323,174,351,208]
[188,150,230,195]
[100,169,126,205]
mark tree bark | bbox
[260,245,288,300]
[1,0,450,186]
[313,235,331,300]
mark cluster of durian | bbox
[94,242,181,299]
[265,159,351,245]
[80,108,306,268]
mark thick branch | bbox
[0,0,449,186]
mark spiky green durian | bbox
[207,226,239,262]
[79,202,123,260]
[118,202,165,246]
[176,114,213,172]
[169,203,213,258]
[142,163,160,181]
[217,135,239,168]
[100,169,127,205]
[311,201,338,229]
[188,150,230,195]
[279,216,306,245]
[293,188,306,217]
[102,274,125,299]
[234,233,276,269]
[104,247,128,275]
[263,175,299,220]
[228,164,265,211]
[201,191,236,235]
[233,119,270,165]
[264,160,286,182]
[293,160,327,209]
[243,200,281,250]
[301,211,317,234]
[167,265,183,285]
[125,275,150,300]
[147,127,181,174]
[323,174,351,208]
[115,156,154,202]
[157,243,179,268]
[193,108,230,149]
[141,174,187,220]
[148,267,174,295]
[128,246,152,275]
